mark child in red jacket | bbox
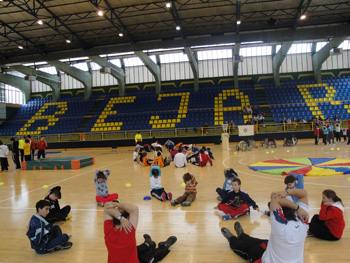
[314,124,320,145]
[308,189,345,240]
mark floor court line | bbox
[0,157,131,204]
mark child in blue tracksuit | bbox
[150,166,172,202]
[26,200,72,254]
[284,173,304,203]
[262,172,304,216]
[216,168,238,201]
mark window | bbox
[339,40,350,50]
[287,43,312,54]
[38,66,57,74]
[240,46,272,57]
[90,62,102,70]
[0,84,24,104]
[123,55,156,67]
[71,62,89,71]
[159,52,189,63]
[109,59,122,67]
[316,42,328,52]
[197,49,232,60]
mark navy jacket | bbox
[221,190,259,210]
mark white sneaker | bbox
[260,209,269,215]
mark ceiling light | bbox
[18,45,24,49]
[37,19,43,25]
[119,33,123,37]
[237,20,241,25]
[300,14,306,20]
[97,9,103,16]
[166,2,171,8]
[66,39,71,43]
[176,25,181,30]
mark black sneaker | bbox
[143,234,156,250]
[181,201,191,207]
[112,199,120,203]
[221,227,234,240]
[170,200,179,206]
[158,236,177,248]
[234,221,244,238]
[55,242,73,251]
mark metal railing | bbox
[0,121,347,144]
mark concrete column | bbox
[312,37,346,83]
[134,51,161,94]
[89,56,126,97]
[273,41,293,86]
[10,65,61,102]
[233,43,241,90]
[184,47,199,92]
[0,73,31,103]
[48,60,92,100]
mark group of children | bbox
[26,141,345,256]
[215,167,345,241]
[314,122,348,145]
[1,136,48,173]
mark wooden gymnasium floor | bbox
[0,139,349,263]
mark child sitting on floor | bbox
[285,173,304,203]
[216,168,238,201]
[170,146,178,161]
[150,166,172,202]
[262,173,304,216]
[44,186,72,223]
[308,189,345,240]
[152,151,171,168]
[26,200,72,254]
[133,147,140,162]
[217,178,259,220]
[142,152,152,166]
[171,173,198,207]
[94,169,119,207]
[207,147,214,160]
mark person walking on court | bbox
[10,137,21,169]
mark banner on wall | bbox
[238,125,254,136]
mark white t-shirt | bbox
[150,167,162,189]
[174,152,187,168]
[133,152,138,161]
[262,202,309,263]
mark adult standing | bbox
[37,136,47,159]
[18,136,25,162]
[28,135,36,160]
[10,137,21,169]
[103,202,176,263]
[135,132,142,145]
[221,188,309,263]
